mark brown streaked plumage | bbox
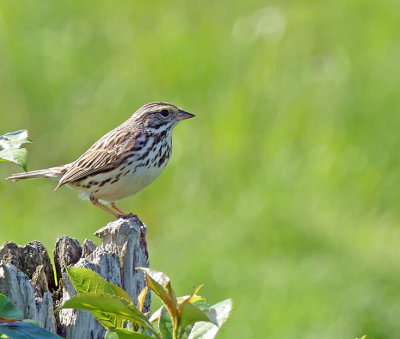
[7,102,195,218]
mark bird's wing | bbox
[55,128,138,189]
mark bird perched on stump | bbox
[7,102,195,218]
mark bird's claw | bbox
[117,212,136,219]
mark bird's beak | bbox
[176,110,195,121]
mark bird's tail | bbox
[6,165,69,182]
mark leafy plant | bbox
[0,293,61,339]
[0,130,32,171]
[58,267,232,339]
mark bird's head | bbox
[132,102,195,131]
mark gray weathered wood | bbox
[0,216,150,339]
[0,240,56,292]
[0,262,37,320]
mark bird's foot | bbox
[117,212,135,219]
[117,212,143,221]
[117,213,145,229]
[115,212,147,255]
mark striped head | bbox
[130,102,195,133]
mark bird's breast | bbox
[71,141,172,202]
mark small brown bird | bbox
[7,102,195,218]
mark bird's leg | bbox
[111,202,131,218]
[89,194,120,218]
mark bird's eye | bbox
[159,109,170,117]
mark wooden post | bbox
[0,216,150,338]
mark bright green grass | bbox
[1,0,400,338]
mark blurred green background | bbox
[1,0,400,338]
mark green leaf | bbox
[158,306,173,339]
[20,319,40,326]
[66,267,135,330]
[106,328,154,339]
[0,321,62,339]
[149,306,162,324]
[188,299,233,339]
[0,130,32,150]
[177,284,205,308]
[91,310,123,330]
[137,286,148,313]
[0,148,28,171]
[105,330,119,339]
[0,294,23,320]
[67,267,133,302]
[150,295,205,325]
[0,130,32,171]
[136,268,177,323]
[57,293,157,336]
[177,285,210,333]
[179,302,211,331]
[176,295,205,305]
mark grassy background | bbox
[1,0,400,338]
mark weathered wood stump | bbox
[0,216,150,339]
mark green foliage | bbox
[59,267,232,339]
[188,299,233,339]
[1,1,400,337]
[106,329,154,339]
[0,294,23,320]
[66,267,134,329]
[0,130,31,171]
[0,321,62,339]
[58,293,157,335]
[0,293,61,339]
[67,267,133,302]
[137,268,178,329]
